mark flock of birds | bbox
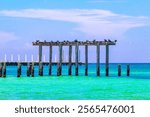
[33,39,117,45]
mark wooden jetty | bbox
[32,39,117,76]
[0,40,131,78]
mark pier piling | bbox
[127,64,130,76]
[57,45,62,76]
[31,62,34,77]
[39,62,43,76]
[49,46,52,75]
[17,62,21,77]
[96,44,100,76]
[39,45,42,63]
[75,43,79,76]
[85,45,88,76]
[106,44,109,76]
[118,64,121,77]
[0,63,3,77]
[68,45,72,75]
[3,62,6,78]
[27,62,31,77]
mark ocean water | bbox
[0,63,150,100]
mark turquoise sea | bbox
[0,63,150,100]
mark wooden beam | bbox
[33,40,116,46]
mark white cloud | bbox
[0,31,18,42]
[0,9,149,38]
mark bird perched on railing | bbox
[108,40,111,42]
[74,39,78,42]
[93,39,96,42]
[104,39,107,42]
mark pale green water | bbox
[0,63,150,100]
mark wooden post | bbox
[3,62,6,78]
[0,63,3,77]
[20,62,22,76]
[49,46,52,75]
[127,64,130,76]
[39,45,42,63]
[106,45,109,76]
[39,45,42,76]
[75,43,79,76]
[96,44,100,76]
[27,62,31,77]
[68,45,72,75]
[85,45,88,76]
[57,45,62,76]
[118,64,121,77]
[39,62,43,76]
[31,62,34,77]
[17,62,21,77]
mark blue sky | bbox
[0,0,150,63]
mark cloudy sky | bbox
[0,0,150,63]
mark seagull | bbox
[104,39,107,42]
[74,39,78,42]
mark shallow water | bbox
[0,63,150,100]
